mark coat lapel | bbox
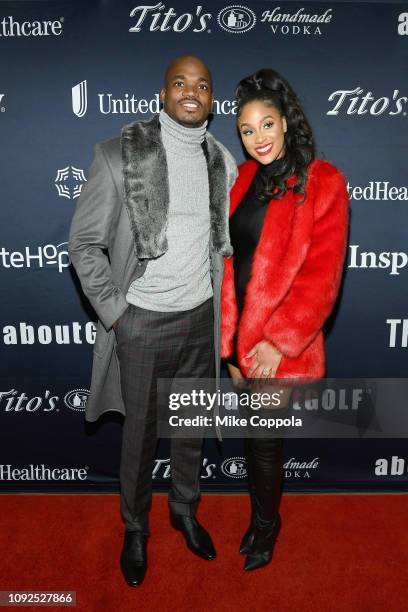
[121,115,169,259]
[203,135,233,257]
[121,114,232,260]
[230,159,258,216]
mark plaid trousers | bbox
[115,298,214,533]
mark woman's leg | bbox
[243,433,284,571]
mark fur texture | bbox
[221,158,349,378]
[121,115,233,259]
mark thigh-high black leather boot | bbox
[239,437,257,554]
[242,435,283,571]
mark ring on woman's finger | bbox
[262,368,271,376]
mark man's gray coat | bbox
[69,115,237,422]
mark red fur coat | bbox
[221,158,349,378]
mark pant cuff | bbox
[124,512,150,535]
[168,499,198,517]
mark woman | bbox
[221,69,349,571]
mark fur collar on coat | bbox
[121,114,234,259]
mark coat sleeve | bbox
[68,143,129,332]
[262,166,349,359]
[221,255,238,358]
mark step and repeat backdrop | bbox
[1,0,408,492]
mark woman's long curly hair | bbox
[236,68,316,203]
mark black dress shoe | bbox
[120,531,148,587]
[170,514,216,560]
[244,513,281,572]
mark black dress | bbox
[228,158,285,368]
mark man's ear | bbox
[159,87,165,103]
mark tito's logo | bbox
[129,3,211,33]
[217,6,256,34]
[221,457,247,478]
[64,389,89,412]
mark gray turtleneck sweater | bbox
[126,110,213,311]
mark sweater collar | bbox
[159,110,207,147]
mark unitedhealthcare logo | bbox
[72,80,87,117]
[0,464,89,481]
[71,79,237,116]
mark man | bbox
[69,55,237,587]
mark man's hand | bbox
[244,340,283,378]
[227,362,246,387]
[112,306,129,332]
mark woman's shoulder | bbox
[307,159,349,214]
[308,158,346,183]
[230,159,258,206]
[233,158,347,196]
[232,158,259,187]
[236,158,345,180]
[237,158,259,178]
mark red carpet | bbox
[0,493,406,611]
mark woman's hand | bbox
[244,340,283,378]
